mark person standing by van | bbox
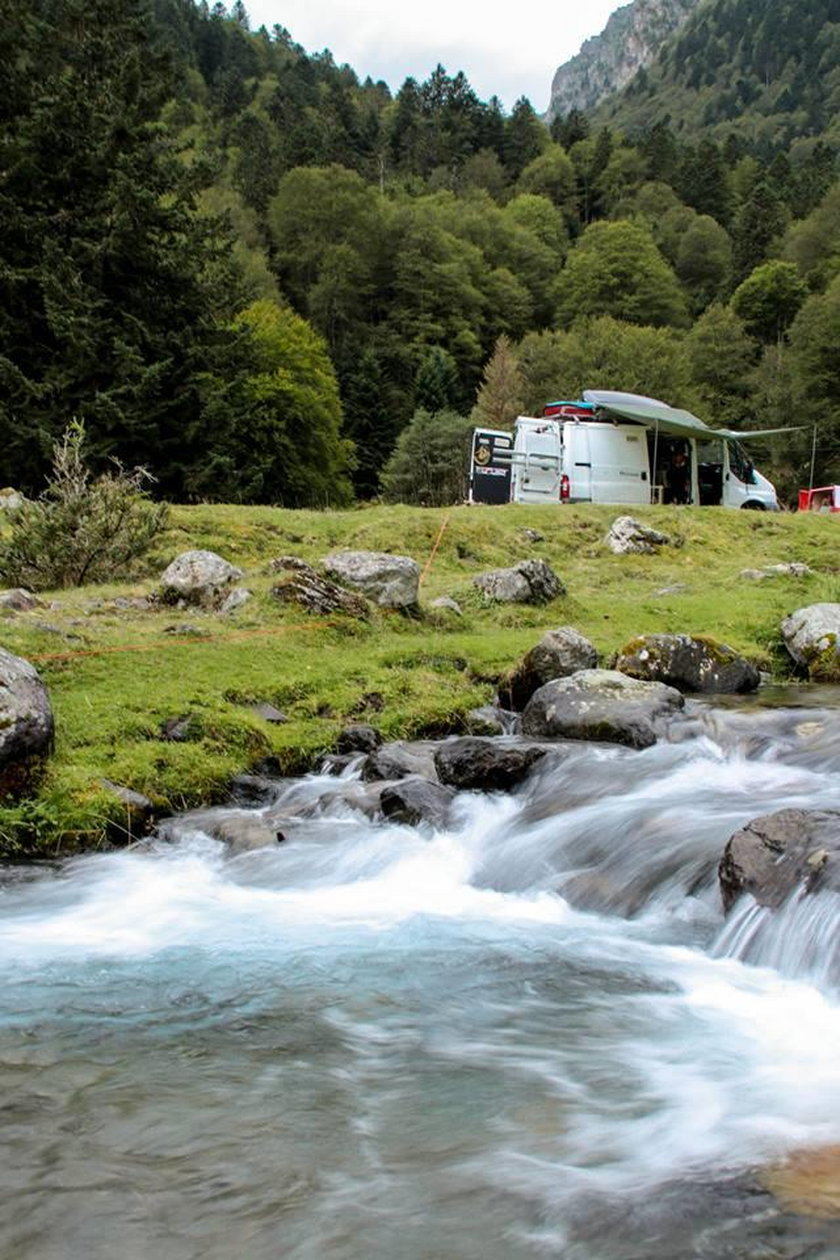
[667,449,690,504]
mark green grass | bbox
[0,501,837,856]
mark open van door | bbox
[510,418,562,503]
[469,429,513,504]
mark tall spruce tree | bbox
[0,0,247,496]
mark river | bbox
[2,689,840,1258]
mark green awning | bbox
[581,391,801,442]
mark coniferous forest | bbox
[3,0,840,507]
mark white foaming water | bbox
[3,697,840,1258]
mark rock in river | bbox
[504,626,598,710]
[719,807,840,913]
[433,737,547,792]
[521,668,684,749]
[614,633,760,694]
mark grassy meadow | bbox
[1,501,837,856]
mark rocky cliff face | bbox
[547,0,702,119]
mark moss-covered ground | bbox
[1,502,837,856]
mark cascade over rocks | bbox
[521,668,684,749]
[380,776,455,827]
[606,516,672,555]
[719,808,840,913]
[473,559,564,604]
[434,737,547,792]
[271,558,369,617]
[780,604,840,682]
[504,626,598,710]
[159,550,244,608]
[321,550,420,609]
[614,633,760,694]
[0,646,54,795]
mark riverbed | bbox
[2,689,840,1258]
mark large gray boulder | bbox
[614,633,760,694]
[606,516,672,555]
[719,808,840,913]
[473,559,564,605]
[322,550,420,609]
[0,647,55,795]
[504,626,598,710]
[521,668,684,749]
[780,603,840,681]
[160,550,243,608]
[434,737,547,792]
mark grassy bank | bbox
[0,502,837,857]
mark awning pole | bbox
[809,423,818,491]
[652,419,660,504]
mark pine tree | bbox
[470,336,524,431]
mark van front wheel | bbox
[741,500,766,510]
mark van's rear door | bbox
[589,425,649,504]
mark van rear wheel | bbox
[741,501,766,510]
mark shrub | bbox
[380,409,473,506]
[0,422,169,590]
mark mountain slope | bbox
[594,0,840,149]
[547,0,702,119]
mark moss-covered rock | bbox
[780,604,840,682]
[614,633,760,694]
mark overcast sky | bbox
[244,0,622,112]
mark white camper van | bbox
[493,392,783,509]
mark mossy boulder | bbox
[521,668,684,749]
[780,604,840,682]
[614,633,760,694]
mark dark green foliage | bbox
[0,422,169,590]
[554,221,690,329]
[0,0,248,498]
[380,410,473,505]
[731,261,809,342]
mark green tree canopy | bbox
[517,316,691,414]
[198,299,355,506]
[730,260,809,342]
[553,221,691,330]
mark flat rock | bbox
[429,596,463,616]
[614,633,760,694]
[741,562,812,581]
[521,668,684,749]
[606,516,672,555]
[473,559,564,605]
[161,809,287,854]
[362,740,439,783]
[322,550,420,609]
[719,808,840,913]
[0,647,54,795]
[780,603,840,681]
[433,737,546,791]
[380,776,455,827]
[503,626,598,710]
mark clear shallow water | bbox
[3,695,840,1258]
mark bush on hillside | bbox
[0,422,169,590]
[380,410,473,506]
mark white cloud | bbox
[244,0,620,111]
